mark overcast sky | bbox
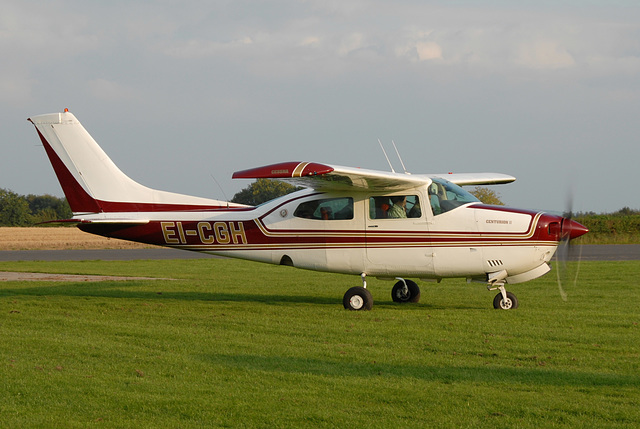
[2,0,639,214]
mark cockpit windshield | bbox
[428,177,479,215]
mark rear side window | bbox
[369,195,421,219]
[294,197,354,220]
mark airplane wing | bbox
[233,162,427,191]
[233,162,515,192]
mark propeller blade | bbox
[555,238,569,301]
[555,213,588,301]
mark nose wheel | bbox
[486,271,518,310]
[489,283,519,310]
[493,290,518,309]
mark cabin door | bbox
[364,193,434,276]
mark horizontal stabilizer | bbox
[77,219,150,225]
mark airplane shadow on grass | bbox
[0,280,455,309]
[202,352,640,389]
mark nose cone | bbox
[562,218,589,240]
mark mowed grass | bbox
[0,259,639,428]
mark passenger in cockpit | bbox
[388,196,407,218]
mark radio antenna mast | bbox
[378,139,395,173]
[392,140,410,174]
[210,174,230,208]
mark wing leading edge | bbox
[233,162,515,192]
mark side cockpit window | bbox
[429,178,479,216]
[294,197,354,220]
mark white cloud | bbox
[515,40,575,69]
[416,41,443,61]
[299,36,320,47]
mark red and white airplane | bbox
[28,110,588,310]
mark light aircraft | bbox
[28,110,588,310]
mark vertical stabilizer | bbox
[28,111,239,214]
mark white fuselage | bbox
[79,187,558,285]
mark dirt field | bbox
[0,227,157,251]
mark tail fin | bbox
[28,111,237,214]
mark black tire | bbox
[493,291,518,310]
[391,280,421,303]
[343,287,373,311]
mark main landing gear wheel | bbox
[493,291,518,310]
[343,287,373,311]
[391,279,421,303]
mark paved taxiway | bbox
[0,248,215,262]
[0,245,639,262]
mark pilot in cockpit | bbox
[428,183,442,215]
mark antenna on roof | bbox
[378,139,395,173]
[391,140,410,175]
[210,174,230,208]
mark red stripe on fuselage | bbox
[80,219,558,252]
[79,214,556,251]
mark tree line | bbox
[0,188,72,226]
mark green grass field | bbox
[1,258,639,428]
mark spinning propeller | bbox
[554,197,589,301]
